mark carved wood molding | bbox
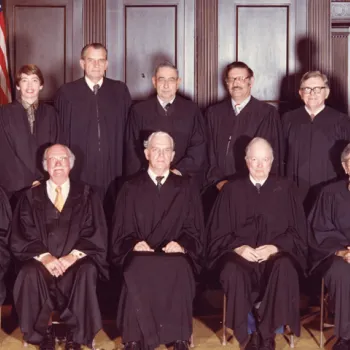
[195,0,218,107]
[84,0,106,45]
[308,0,332,74]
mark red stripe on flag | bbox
[0,11,12,104]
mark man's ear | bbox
[79,59,85,71]
[144,149,150,160]
[152,76,157,89]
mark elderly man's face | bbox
[46,145,71,184]
[226,67,254,103]
[245,142,273,182]
[80,47,108,83]
[152,67,181,103]
[17,73,43,101]
[144,134,175,173]
[299,76,330,111]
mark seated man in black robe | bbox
[309,142,350,350]
[207,137,307,350]
[10,144,108,350]
[0,64,59,206]
[111,131,204,350]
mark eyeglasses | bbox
[156,77,178,85]
[226,76,250,84]
[300,86,326,94]
[47,156,69,163]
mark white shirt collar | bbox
[147,168,170,185]
[231,95,251,111]
[46,179,70,204]
[304,104,325,117]
[85,76,104,91]
[249,174,267,186]
[157,95,176,109]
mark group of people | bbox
[0,41,348,350]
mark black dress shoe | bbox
[65,329,82,350]
[40,325,55,350]
[259,336,276,350]
[333,338,350,350]
[124,341,142,350]
[173,340,189,350]
[245,331,260,350]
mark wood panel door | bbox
[106,0,195,100]
[218,0,308,110]
[5,0,83,102]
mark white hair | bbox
[42,144,75,171]
[245,137,274,159]
[144,131,175,150]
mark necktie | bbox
[93,84,100,95]
[54,186,64,212]
[164,103,171,114]
[234,104,240,115]
[255,183,261,194]
[156,176,164,191]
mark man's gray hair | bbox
[300,71,329,89]
[341,143,350,162]
[42,144,76,171]
[144,131,175,150]
[245,137,274,159]
[154,61,179,77]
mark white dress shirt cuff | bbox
[70,249,87,259]
[34,252,51,261]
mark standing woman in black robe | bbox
[283,71,350,215]
[0,64,58,205]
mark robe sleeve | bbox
[124,106,144,176]
[268,183,307,269]
[110,183,141,266]
[10,192,48,261]
[71,189,109,279]
[175,185,205,274]
[54,88,72,146]
[206,184,245,269]
[173,107,207,177]
[308,188,348,270]
[257,107,284,176]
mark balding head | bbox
[245,137,274,182]
[144,131,175,175]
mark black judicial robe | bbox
[0,101,58,195]
[10,181,109,280]
[207,176,307,271]
[283,106,350,212]
[205,97,284,185]
[111,171,204,346]
[0,187,11,305]
[54,78,132,198]
[124,95,207,183]
[309,179,350,272]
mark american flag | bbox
[0,0,11,104]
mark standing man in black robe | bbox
[112,131,204,350]
[206,61,284,192]
[309,143,350,350]
[54,43,132,204]
[0,64,58,204]
[207,137,307,350]
[124,62,206,186]
[283,71,350,214]
[10,144,108,350]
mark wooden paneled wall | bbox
[4,0,348,109]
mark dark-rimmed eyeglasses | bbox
[300,86,326,94]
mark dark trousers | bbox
[219,252,300,344]
[13,257,101,346]
[324,256,350,339]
